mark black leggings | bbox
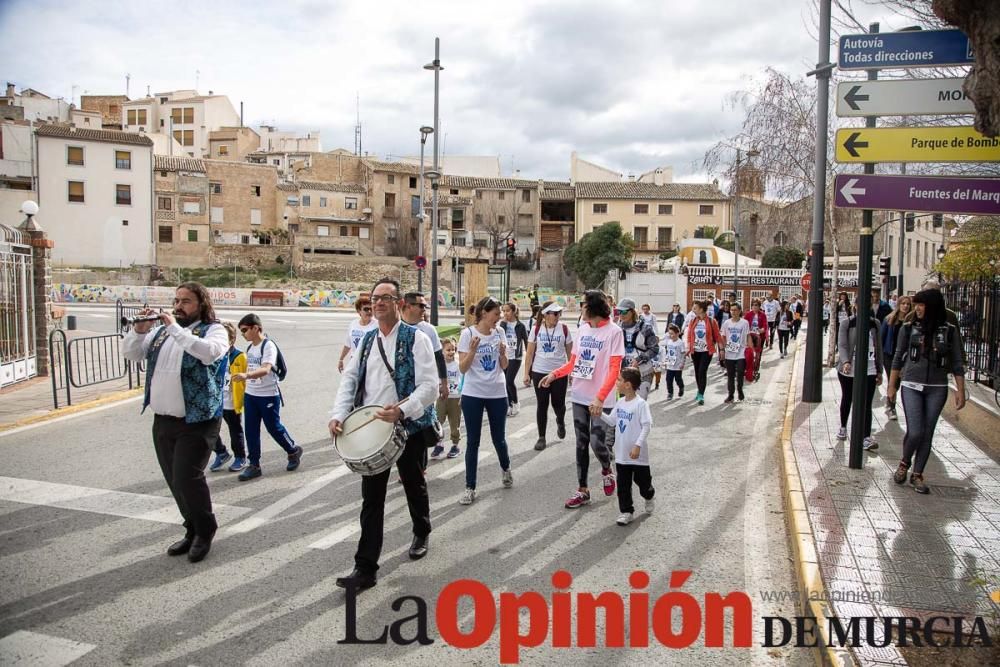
[837,372,877,437]
[504,358,522,406]
[530,371,567,438]
[778,329,790,355]
[692,352,713,395]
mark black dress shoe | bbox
[167,537,193,556]
[187,535,213,563]
[335,568,377,591]
[409,534,429,560]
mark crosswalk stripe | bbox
[0,630,96,666]
[224,465,353,534]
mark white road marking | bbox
[224,465,353,534]
[435,451,492,480]
[510,423,535,439]
[0,476,249,525]
[307,523,359,550]
[0,630,97,666]
[0,395,143,439]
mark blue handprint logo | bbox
[618,420,627,434]
[480,350,497,372]
[730,332,740,343]
[541,341,556,354]
[352,335,361,347]
[696,329,706,340]
[580,348,596,362]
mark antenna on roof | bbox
[354,93,362,156]
[126,73,130,98]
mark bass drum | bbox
[334,405,407,476]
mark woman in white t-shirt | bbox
[456,296,512,505]
[338,297,376,373]
[720,303,751,403]
[522,301,574,451]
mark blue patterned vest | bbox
[354,322,436,436]
[142,322,224,423]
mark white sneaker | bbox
[502,469,513,488]
[510,403,520,416]
[886,406,898,421]
[459,488,476,505]
[616,512,634,526]
[506,405,514,417]
[645,497,655,514]
[863,437,879,451]
[836,427,847,440]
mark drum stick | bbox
[341,399,411,437]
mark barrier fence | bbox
[943,277,1000,388]
[49,329,142,409]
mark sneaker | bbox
[502,469,513,488]
[644,497,655,514]
[459,488,476,505]
[678,388,684,397]
[238,464,262,481]
[836,427,848,440]
[696,394,704,406]
[893,462,909,485]
[286,445,303,471]
[910,473,929,494]
[564,489,591,509]
[724,396,734,404]
[602,469,616,496]
[557,423,566,439]
[863,437,879,451]
[738,392,745,402]
[430,444,445,459]
[209,452,231,472]
[666,394,673,401]
[533,438,546,451]
[510,403,520,416]
[228,456,248,472]
[886,406,898,421]
[616,512,634,526]
[447,445,461,459]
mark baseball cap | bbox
[541,303,564,314]
[616,298,636,312]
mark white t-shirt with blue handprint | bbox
[458,325,508,399]
[603,395,653,466]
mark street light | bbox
[417,125,434,292]
[424,38,444,325]
[936,244,946,282]
[732,148,760,306]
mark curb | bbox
[0,388,143,433]
[778,339,856,667]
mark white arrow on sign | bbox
[839,178,866,205]
[835,78,974,118]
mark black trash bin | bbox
[66,315,77,330]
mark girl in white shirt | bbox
[522,301,573,451]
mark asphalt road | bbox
[0,307,811,666]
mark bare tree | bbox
[474,191,524,263]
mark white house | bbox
[121,90,240,159]
[35,124,154,267]
[0,121,35,222]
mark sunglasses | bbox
[361,307,372,313]
[407,302,428,310]
[239,327,252,334]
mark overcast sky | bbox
[2,0,907,183]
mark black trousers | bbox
[725,358,746,399]
[504,359,522,406]
[837,372,877,437]
[767,320,778,347]
[355,428,433,575]
[615,463,655,514]
[692,351,713,395]
[213,409,246,458]
[153,415,221,539]
[778,329,791,355]
[530,370,567,438]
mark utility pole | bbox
[426,38,443,325]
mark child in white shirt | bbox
[432,338,463,460]
[663,324,686,400]
[605,367,655,526]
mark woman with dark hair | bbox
[667,303,685,331]
[540,289,625,509]
[500,302,529,417]
[523,301,573,451]
[835,305,884,451]
[776,300,793,358]
[880,295,911,421]
[686,300,722,406]
[457,296,512,505]
[833,292,851,345]
[888,289,966,494]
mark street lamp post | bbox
[424,38,443,325]
[936,244,946,283]
[732,148,759,307]
[417,126,434,292]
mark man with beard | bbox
[123,282,229,563]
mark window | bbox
[317,225,329,236]
[251,185,261,197]
[346,197,358,210]
[657,227,673,248]
[923,242,929,268]
[907,238,912,267]
[112,150,132,170]
[160,119,164,128]
[450,188,459,195]
[182,200,200,214]
[453,235,467,247]
[593,203,607,214]
[699,204,715,215]
[888,235,893,259]
[157,197,171,211]
[498,191,505,200]
[498,215,506,226]
[126,109,147,125]
[172,130,194,146]
[160,170,168,177]
[411,195,420,217]
[218,145,229,156]
[68,181,84,203]
[160,96,168,104]
[658,204,673,215]
[633,227,648,245]
[476,190,482,200]
[384,192,396,207]
[340,225,349,237]
[210,206,223,223]
[211,182,222,194]
[409,177,417,188]
[187,229,198,242]
[250,208,261,225]
[522,189,531,203]
[387,174,395,185]
[452,209,465,229]
[158,226,172,242]
[774,231,788,246]
[320,197,327,208]
[67,146,84,166]
[116,184,131,205]
[302,195,311,206]
[474,213,483,226]
[360,227,370,239]
[473,238,488,248]
[171,107,194,124]
[273,159,280,166]
[634,204,649,215]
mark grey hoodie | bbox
[837,317,884,378]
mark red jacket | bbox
[745,310,769,342]
[686,315,722,355]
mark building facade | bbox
[280,180,372,257]
[122,90,240,158]
[79,94,129,129]
[0,120,35,220]
[207,126,260,161]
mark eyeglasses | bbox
[371,294,397,304]
[361,307,372,313]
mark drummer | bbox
[328,277,440,592]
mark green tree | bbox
[761,246,806,269]
[936,217,1000,281]
[563,222,634,289]
[695,225,735,251]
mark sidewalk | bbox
[785,336,1000,665]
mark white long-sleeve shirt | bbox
[329,320,437,423]
[123,322,229,418]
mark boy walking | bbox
[209,322,249,472]
[607,368,655,526]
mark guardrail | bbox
[50,329,142,409]
[115,298,148,334]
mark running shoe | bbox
[209,452,231,472]
[564,489,591,509]
[447,445,461,459]
[502,469,513,488]
[910,473,929,494]
[885,406,898,421]
[430,444,445,459]
[602,469,616,496]
[459,488,476,505]
[557,423,566,439]
[616,512,634,526]
[724,396,734,404]
[666,394,673,400]
[510,403,520,417]
[645,497,655,514]
[863,437,879,451]
[533,438,546,451]
[228,456,247,472]
[678,388,684,397]
[238,464,262,481]
[286,445,303,471]
[836,427,848,440]
[738,392,745,402]
[893,462,909,484]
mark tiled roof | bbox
[154,155,206,172]
[441,175,539,190]
[35,124,153,147]
[574,181,729,201]
[362,159,421,175]
[276,182,298,192]
[540,182,575,201]
[297,180,366,194]
[203,158,279,171]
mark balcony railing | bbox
[633,241,676,252]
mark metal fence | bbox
[0,224,36,387]
[943,277,1000,387]
[115,298,148,334]
[49,329,142,409]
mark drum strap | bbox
[376,336,396,380]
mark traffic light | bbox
[879,255,891,277]
[804,248,813,272]
[505,237,517,260]
[905,213,915,233]
[932,213,943,229]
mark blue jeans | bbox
[900,385,949,474]
[460,395,510,489]
[243,393,296,466]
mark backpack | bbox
[249,338,288,381]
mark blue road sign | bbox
[839,29,973,70]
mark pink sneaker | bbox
[564,489,591,509]
[602,469,616,496]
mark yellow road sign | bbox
[835,126,1000,163]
